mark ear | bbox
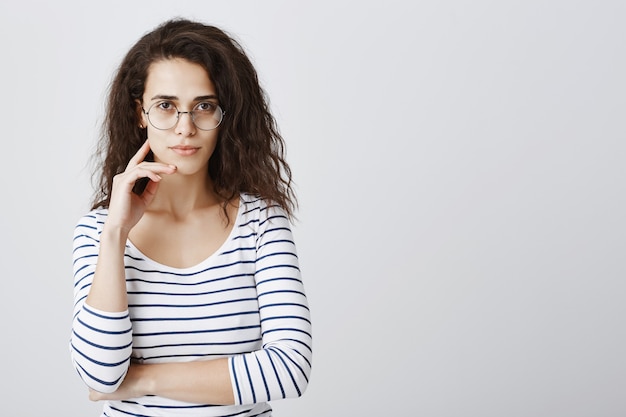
[135,99,147,128]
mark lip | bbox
[170,145,200,156]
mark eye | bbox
[194,102,217,113]
[155,101,177,113]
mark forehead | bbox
[144,58,215,99]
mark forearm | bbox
[71,221,133,392]
[86,225,129,312]
[150,358,234,404]
[97,358,235,405]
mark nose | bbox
[174,111,196,136]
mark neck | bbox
[148,171,220,219]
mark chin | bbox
[174,163,210,177]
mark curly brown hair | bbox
[91,18,296,218]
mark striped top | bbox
[70,194,312,417]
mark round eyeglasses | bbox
[142,101,225,131]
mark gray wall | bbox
[1,1,624,415]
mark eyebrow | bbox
[150,94,218,101]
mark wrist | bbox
[101,223,130,245]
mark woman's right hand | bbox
[105,139,177,234]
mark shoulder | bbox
[73,208,109,240]
[239,193,289,223]
[238,194,292,242]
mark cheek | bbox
[147,133,168,161]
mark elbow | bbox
[87,376,126,394]
[290,359,312,399]
[72,354,130,393]
[70,305,133,392]
[268,344,312,400]
[231,344,312,405]
[288,373,310,399]
[70,341,131,393]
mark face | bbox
[140,58,221,177]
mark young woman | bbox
[70,18,312,417]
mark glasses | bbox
[142,101,225,131]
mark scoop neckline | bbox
[125,197,243,272]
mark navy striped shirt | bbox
[70,194,312,417]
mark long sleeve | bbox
[229,203,313,405]
[69,197,313,415]
[69,211,133,393]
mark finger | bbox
[133,165,177,185]
[112,167,164,194]
[140,171,163,184]
[134,161,177,173]
[124,163,176,182]
[125,167,164,185]
[126,139,152,169]
[140,179,160,206]
[89,389,102,401]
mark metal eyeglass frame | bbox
[142,102,225,131]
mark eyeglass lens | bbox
[146,101,224,131]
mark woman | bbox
[70,18,312,417]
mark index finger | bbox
[126,139,151,168]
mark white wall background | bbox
[0,1,624,416]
